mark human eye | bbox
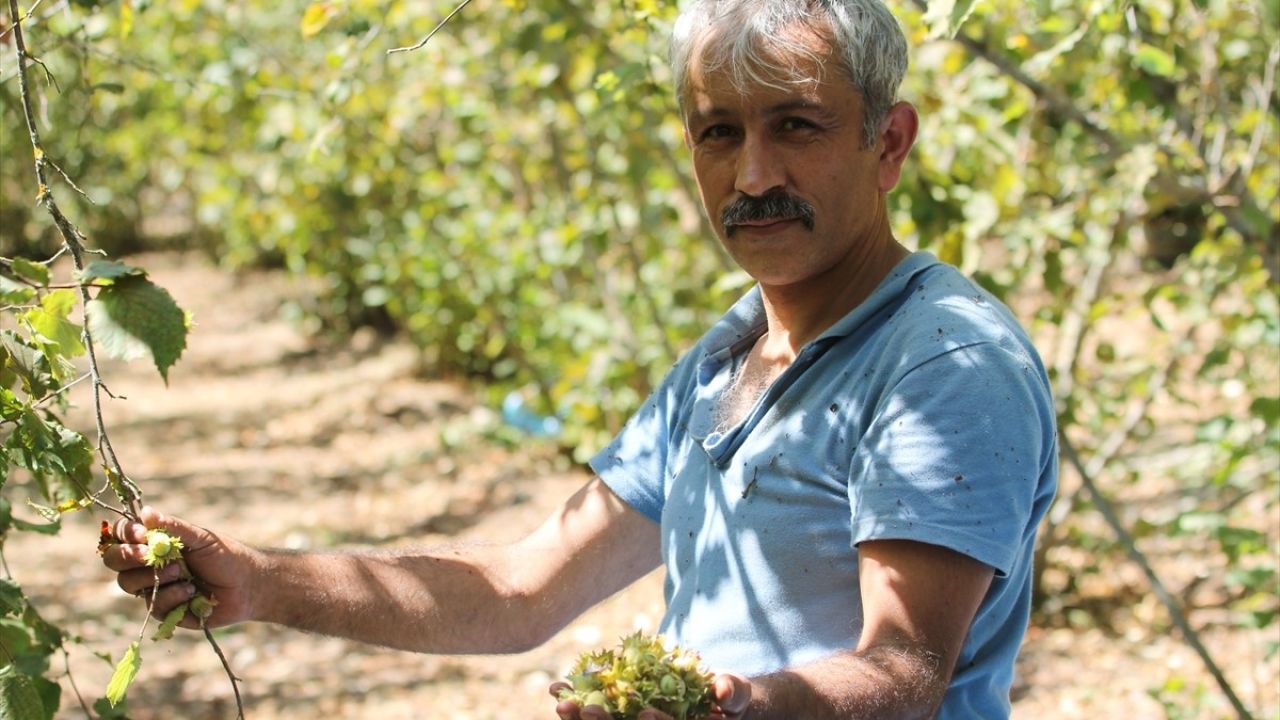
[698,124,739,143]
[779,117,819,133]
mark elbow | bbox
[490,588,567,654]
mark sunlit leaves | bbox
[104,642,140,708]
[7,259,49,287]
[301,2,340,38]
[1132,43,1178,78]
[924,0,981,39]
[22,291,85,379]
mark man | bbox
[104,1,1057,717]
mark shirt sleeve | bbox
[847,341,1054,577]
[589,358,694,524]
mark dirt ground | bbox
[7,253,1276,719]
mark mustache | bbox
[721,191,816,235]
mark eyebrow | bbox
[687,99,832,126]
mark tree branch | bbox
[7,0,140,518]
[386,0,474,55]
[1059,437,1254,720]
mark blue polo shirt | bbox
[590,252,1058,718]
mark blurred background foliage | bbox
[1,0,1277,716]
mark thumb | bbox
[713,673,752,716]
[139,506,219,552]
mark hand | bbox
[548,673,752,720]
[101,506,258,630]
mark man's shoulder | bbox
[882,261,1036,359]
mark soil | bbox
[7,253,1276,719]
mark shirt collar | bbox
[700,251,942,358]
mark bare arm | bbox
[728,540,994,719]
[105,477,660,655]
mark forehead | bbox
[683,24,857,120]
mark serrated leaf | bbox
[79,260,146,284]
[0,668,46,720]
[86,277,187,383]
[8,258,48,286]
[23,289,85,361]
[105,642,141,707]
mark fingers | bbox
[712,673,752,717]
[116,562,184,596]
[549,687,613,720]
[115,568,196,619]
[138,506,219,552]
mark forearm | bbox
[250,543,547,654]
[745,646,947,720]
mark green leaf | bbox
[1251,396,1280,426]
[31,675,59,720]
[0,578,23,616]
[23,289,86,360]
[78,261,146,284]
[0,668,46,720]
[92,696,130,719]
[10,516,61,536]
[7,258,49,287]
[152,603,188,641]
[105,642,141,707]
[1133,43,1177,78]
[0,275,36,306]
[85,276,188,383]
[924,0,980,39]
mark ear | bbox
[876,102,918,193]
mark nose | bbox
[734,134,785,197]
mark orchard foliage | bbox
[1,0,1277,717]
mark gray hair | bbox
[670,0,909,147]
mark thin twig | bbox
[203,623,246,720]
[60,644,94,720]
[1059,438,1254,720]
[0,0,44,40]
[386,0,474,54]
[7,0,140,518]
[48,158,95,203]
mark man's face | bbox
[683,37,893,289]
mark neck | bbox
[756,219,908,362]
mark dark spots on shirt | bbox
[954,474,964,483]
[829,403,839,413]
